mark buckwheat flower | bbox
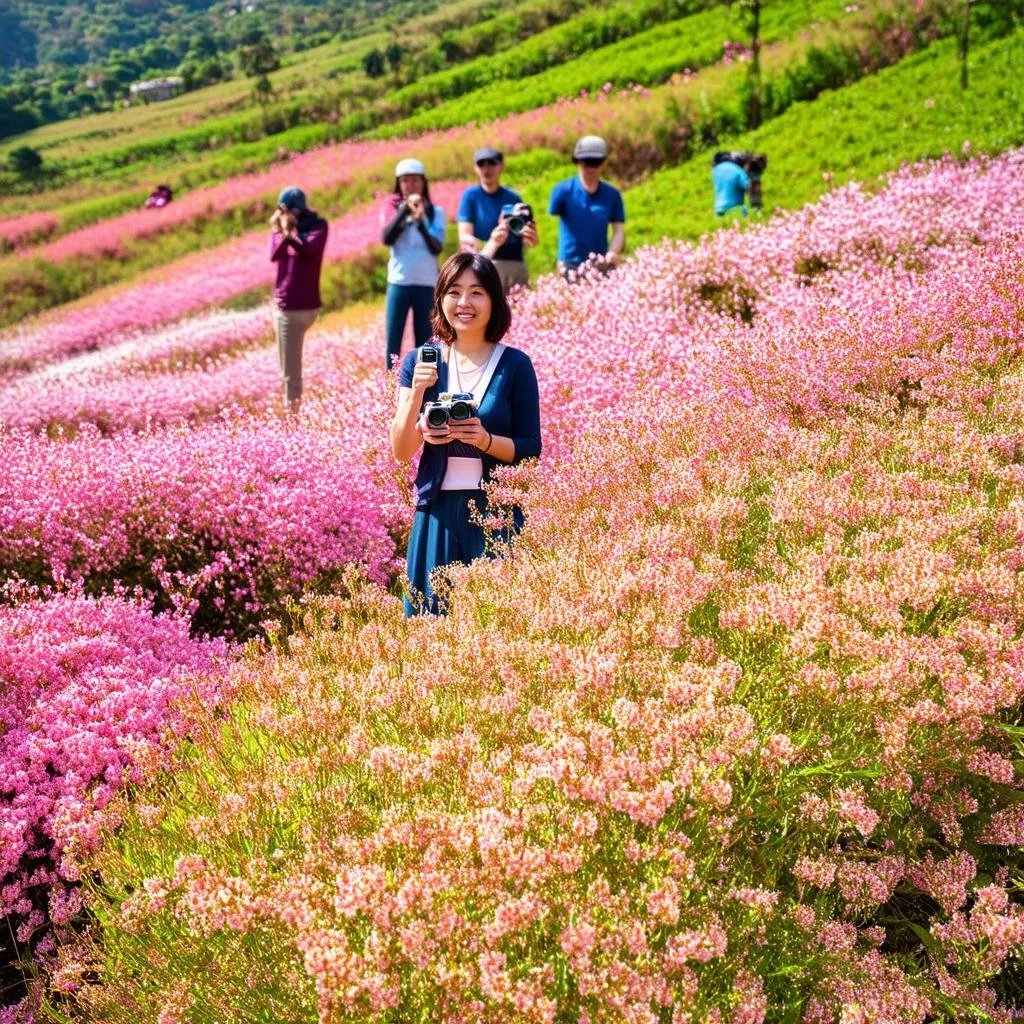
[762,732,799,767]
[663,914,727,969]
[966,748,1015,785]
[834,786,880,838]
[646,877,681,926]
[701,777,733,809]
[726,887,779,916]
[793,856,836,890]
[560,920,597,966]
[907,851,976,915]
[731,969,767,1024]
[155,981,193,1024]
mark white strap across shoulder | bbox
[446,342,507,404]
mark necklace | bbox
[451,347,492,395]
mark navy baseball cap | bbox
[473,146,503,164]
[277,186,307,211]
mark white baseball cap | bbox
[395,158,426,177]
[573,135,609,161]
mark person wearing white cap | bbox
[547,135,625,278]
[380,157,448,369]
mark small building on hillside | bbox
[129,77,184,103]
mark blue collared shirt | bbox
[458,185,525,261]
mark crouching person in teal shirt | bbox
[390,252,542,615]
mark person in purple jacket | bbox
[269,186,328,412]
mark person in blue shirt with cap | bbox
[547,135,626,279]
[458,146,538,293]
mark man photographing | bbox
[458,146,538,293]
[548,135,625,279]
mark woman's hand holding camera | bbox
[406,194,425,221]
[415,413,490,450]
[410,360,438,394]
[418,420,451,445]
[271,205,297,235]
[446,416,490,450]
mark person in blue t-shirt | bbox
[458,146,539,294]
[547,135,626,278]
[712,157,751,217]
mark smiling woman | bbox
[389,252,542,615]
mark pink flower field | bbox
[0,180,466,376]
[3,150,1024,1023]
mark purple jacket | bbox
[270,214,328,310]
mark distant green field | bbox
[374,0,851,137]
[0,0,872,223]
[0,2,893,329]
[0,0,622,177]
[1,2,1022,335]
[626,28,1024,246]
[518,28,1024,274]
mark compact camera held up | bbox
[424,392,477,428]
[500,202,534,236]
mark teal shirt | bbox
[713,161,750,216]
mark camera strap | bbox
[447,342,507,405]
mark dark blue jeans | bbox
[385,283,434,369]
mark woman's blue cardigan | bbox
[398,343,542,508]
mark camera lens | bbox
[507,216,526,235]
[449,400,473,420]
[426,406,449,428]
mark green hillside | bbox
[0,0,587,141]
[0,0,1021,332]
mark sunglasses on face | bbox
[578,157,605,168]
[476,158,501,168]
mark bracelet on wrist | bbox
[483,432,493,454]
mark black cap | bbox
[473,146,503,164]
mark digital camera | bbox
[712,151,768,177]
[500,202,533,236]
[424,392,476,428]
[418,345,438,365]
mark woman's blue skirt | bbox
[404,490,518,616]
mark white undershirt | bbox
[439,343,506,491]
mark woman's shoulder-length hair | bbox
[431,253,512,346]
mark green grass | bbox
[0,0,830,206]
[625,28,1024,247]
[378,0,713,115]
[0,4,885,328]
[0,0,618,186]
[0,0,880,229]
[509,28,1024,274]
[374,0,852,137]
[2,7,1021,332]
